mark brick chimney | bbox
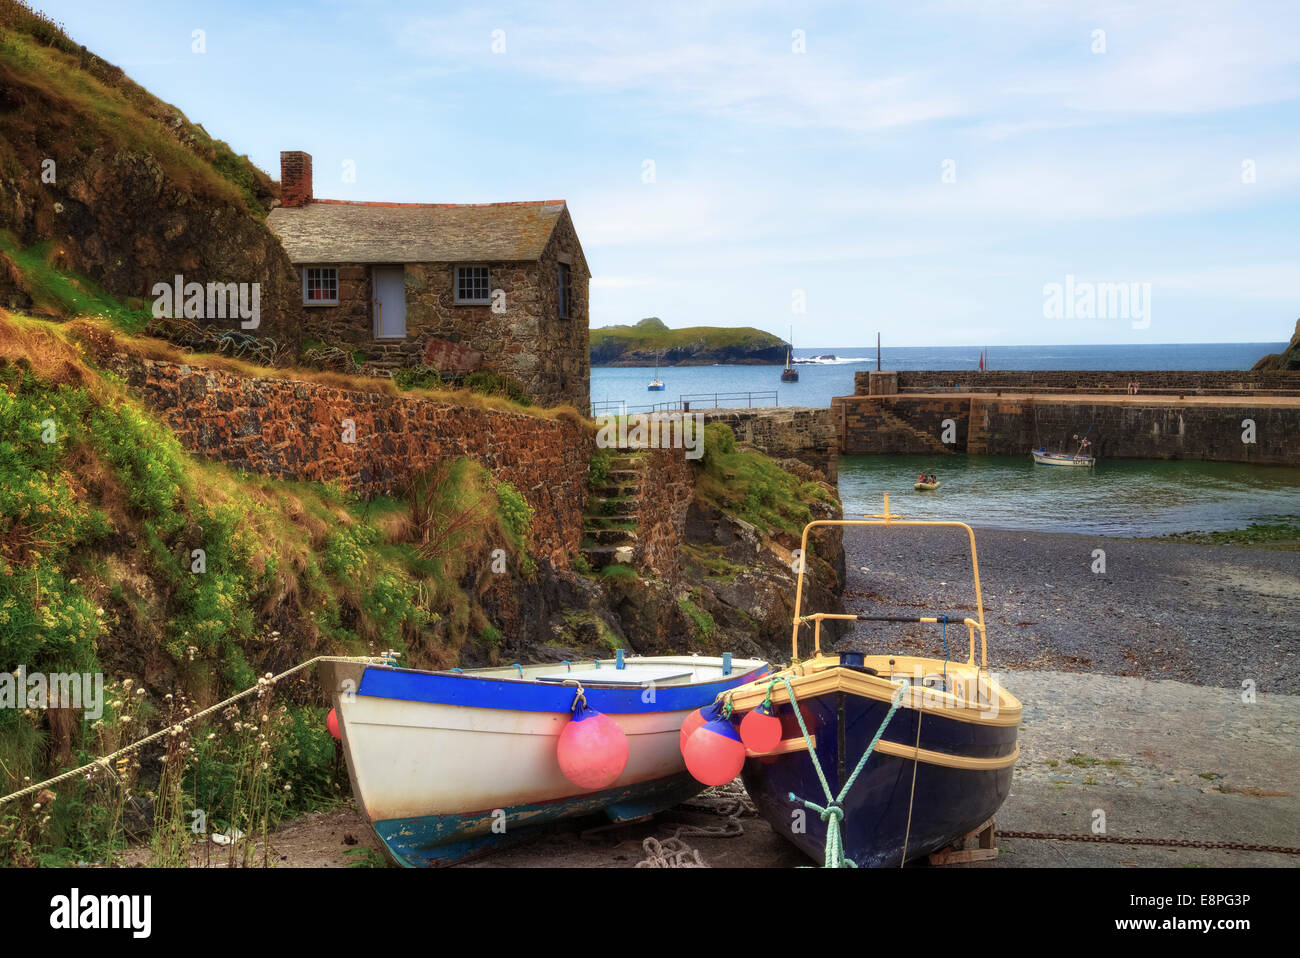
[280,151,313,208]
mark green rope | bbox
[782,677,909,868]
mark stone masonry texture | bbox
[110,355,594,566]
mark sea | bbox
[590,341,1299,537]
[589,342,1287,415]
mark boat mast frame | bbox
[790,494,989,667]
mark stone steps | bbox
[875,405,954,454]
[581,451,648,571]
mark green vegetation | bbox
[1151,522,1300,550]
[590,317,784,364]
[0,312,539,865]
[677,594,718,640]
[694,423,831,538]
[0,234,152,332]
[391,365,533,407]
[600,563,637,579]
[0,1,270,216]
[682,544,745,582]
[589,449,612,487]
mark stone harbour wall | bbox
[857,369,1300,396]
[698,407,839,481]
[834,393,1300,465]
[110,355,594,566]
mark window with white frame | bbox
[303,267,339,305]
[557,263,572,319]
[454,266,491,304]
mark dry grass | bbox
[57,315,575,420]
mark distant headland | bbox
[590,317,787,366]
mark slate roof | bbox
[266,199,568,264]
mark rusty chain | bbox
[997,830,1300,856]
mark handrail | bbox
[790,493,989,667]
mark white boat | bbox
[319,652,767,866]
[648,351,666,390]
[914,480,940,490]
[1032,436,1094,467]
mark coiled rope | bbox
[782,676,910,868]
[0,654,384,808]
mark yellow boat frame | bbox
[789,493,988,667]
[726,493,1021,741]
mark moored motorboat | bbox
[1032,435,1094,467]
[721,496,1020,867]
[1031,448,1094,466]
[319,652,767,866]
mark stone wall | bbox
[858,369,1300,395]
[835,394,1300,465]
[699,407,839,481]
[110,355,593,566]
[295,208,590,409]
[634,448,696,583]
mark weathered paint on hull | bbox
[375,772,703,867]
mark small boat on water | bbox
[781,330,799,383]
[319,651,767,866]
[721,496,1020,867]
[1032,435,1094,467]
[914,480,940,491]
[648,351,666,390]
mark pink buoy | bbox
[679,699,724,754]
[739,701,782,754]
[683,715,747,786]
[557,704,629,790]
[326,707,341,740]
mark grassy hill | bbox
[590,317,787,366]
[0,0,299,341]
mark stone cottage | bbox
[266,151,590,409]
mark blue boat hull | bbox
[374,771,704,866]
[741,685,1016,867]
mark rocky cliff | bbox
[0,1,300,342]
[1252,318,1300,371]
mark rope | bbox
[637,835,707,868]
[899,708,923,866]
[0,655,384,808]
[637,782,755,867]
[783,677,909,868]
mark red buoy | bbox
[326,708,340,740]
[680,700,724,754]
[557,704,629,790]
[739,702,782,753]
[683,716,747,786]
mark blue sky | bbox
[39,0,1300,347]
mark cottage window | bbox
[455,266,491,304]
[303,267,338,305]
[557,263,572,319]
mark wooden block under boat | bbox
[927,818,998,865]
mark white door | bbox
[373,267,406,339]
